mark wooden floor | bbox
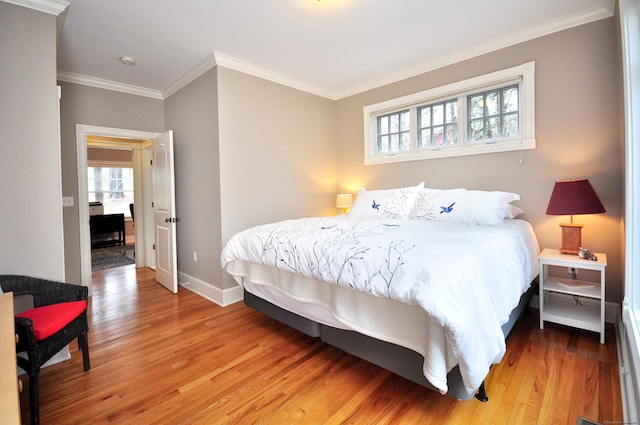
[21,265,623,424]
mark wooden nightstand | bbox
[538,248,607,344]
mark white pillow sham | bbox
[409,187,520,225]
[505,204,524,219]
[350,182,424,219]
[409,188,463,221]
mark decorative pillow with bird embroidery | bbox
[349,182,424,219]
[409,188,520,225]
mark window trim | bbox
[363,61,535,165]
[620,1,640,421]
[87,159,134,168]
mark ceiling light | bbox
[119,56,136,66]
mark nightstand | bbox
[538,248,607,344]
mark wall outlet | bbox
[193,252,197,262]
[62,196,74,207]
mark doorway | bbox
[76,125,160,293]
[87,142,137,271]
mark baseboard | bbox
[177,271,243,306]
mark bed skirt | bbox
[244,284,534,401]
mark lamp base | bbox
[559,223,583,255]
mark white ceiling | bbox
[44,0,616,99]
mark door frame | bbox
[76,124,161,292]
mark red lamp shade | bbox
[546,179,605,255]
[545,179,606,216]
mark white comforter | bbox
[221,216,539,394]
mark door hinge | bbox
[153,243,156,250]
[150,159,153,165]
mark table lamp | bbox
[336,193,353,214]
[545,179,605,254]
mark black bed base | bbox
[244,285,534,401]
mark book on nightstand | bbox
[554,279,595,289]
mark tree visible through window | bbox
[468,85,519,142]
[88,167,134,217]
[418,99,459,148]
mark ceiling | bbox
[46,0,615,100]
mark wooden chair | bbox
[0,275,90,425]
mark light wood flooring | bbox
[20,265,623,424]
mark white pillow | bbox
[505,204,524,219]
[350,182,424,219]
[409,188,463,220]
[409,188,520,225]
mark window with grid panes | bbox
[418,99,458,148]
[363,62,535,165]
[468,85,519,143]
[377,110,410,154]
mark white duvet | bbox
[221,216,539,395]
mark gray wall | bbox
[164,69,223,288]
[335,18,624,302]
[59,81,165,283]
[0,3,65,280]
[217,67,337,289]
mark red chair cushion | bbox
[16,301,87,341]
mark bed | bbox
[221,184,540,401]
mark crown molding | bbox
[205,0,615,100]
[161,52,217,99]
[1,0,68,15]
[213,51,336,100]
[334,0,616,99]
[57,71,164,100]
[56,0,614,101]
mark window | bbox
[418,99,458,148]
[377,110,410,153]
[468,85,519,142]
[364,62,535,165]
[88,166,134,217]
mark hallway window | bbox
[88,167,134,217]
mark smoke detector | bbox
[119,56,136,66]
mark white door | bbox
[152,131,178,293]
